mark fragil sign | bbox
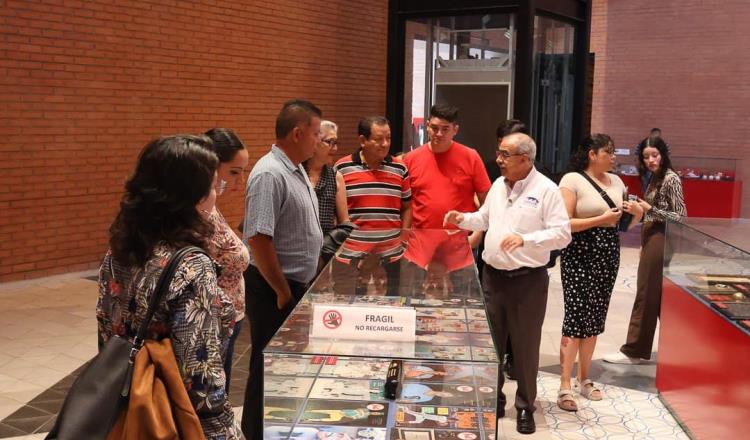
[311,303,416,342]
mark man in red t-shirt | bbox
[404,103,491,237]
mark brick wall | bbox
[0,0,388,282]
[590,0,750,216]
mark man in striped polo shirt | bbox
[335,116,412,230]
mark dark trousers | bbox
[482,265,549,412]
[241,265,307,440]
[621,222,666,359]
[223,318,243,393]
[476,241,513,366]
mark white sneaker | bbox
[603,352,642,365]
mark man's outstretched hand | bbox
[443,210,464,227]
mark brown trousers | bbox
[482,265,549,412]
[620,222,667,359]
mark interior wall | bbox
[0,0,389,281]
[590,0,750,217]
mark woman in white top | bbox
[556,134,643,411]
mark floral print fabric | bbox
[207,208,250,321]
[96,244,240,439]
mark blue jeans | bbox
[224,318,243,393]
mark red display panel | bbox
[657,278,750,439]
[619,175,741,218]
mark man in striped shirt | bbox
[335,116,412,229]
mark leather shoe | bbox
[516,409,536,434]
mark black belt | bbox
[487,265,546,278]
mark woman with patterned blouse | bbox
[97,135,241,439]
[203,128,251,392]
[605,136,686,365]
[302,120,350,234]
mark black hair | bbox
[109,135,218,267]
[204,128,246,163]
[496,119,528,139]
[429,103,459,123]
[357,116,390,139]
[650,128,662,134]
[275,99,322,139]
[569,133,614,172]
[638,136,673,191]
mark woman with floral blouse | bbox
[203,128,251,391]
[97,135,240,439]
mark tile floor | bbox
[0,226,689,439]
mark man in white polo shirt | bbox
[444,132,571,435]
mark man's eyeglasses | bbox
[496,149,526,159]
[321,139,339,147]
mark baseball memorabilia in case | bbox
[296,399,388,427]
[393,427,483,439]
[310,378,387,401]
[262,229,499,439]
[318,357,392,380]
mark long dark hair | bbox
[109,135,219,266]
[569,133,613,172]
[204,128,245,163]
[638,136,672,191]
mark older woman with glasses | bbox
[303,120,349,234]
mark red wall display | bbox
[620,175,742,218]
[656,279,750,439]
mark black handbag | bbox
[46,246,205,440]
[577,171,633,232]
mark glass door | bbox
[531,15,577,175]
[402,13,516,169]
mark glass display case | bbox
[663,218,750,330]
[657,219,750,439]
[614,155,742,218]
[615,155,738,181]
[263,229,499,440]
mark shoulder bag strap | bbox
[577,171,617,209]
[132,245,206,353]
[120,245,206,399]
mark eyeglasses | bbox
[217,179,227,196]
[496,149,526,159]
[321,139,339,147]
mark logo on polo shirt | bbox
[523,196,539,208]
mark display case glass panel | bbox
[664,218,750,332]
[263,229,499,440]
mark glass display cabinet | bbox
[615,156,742,217]
[657,219,750,440]
[263,229,499,440]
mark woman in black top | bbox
[303,120,349,234]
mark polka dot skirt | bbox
[560,226,620,338]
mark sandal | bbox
[557,389,578,412]
[578,379,603,401]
